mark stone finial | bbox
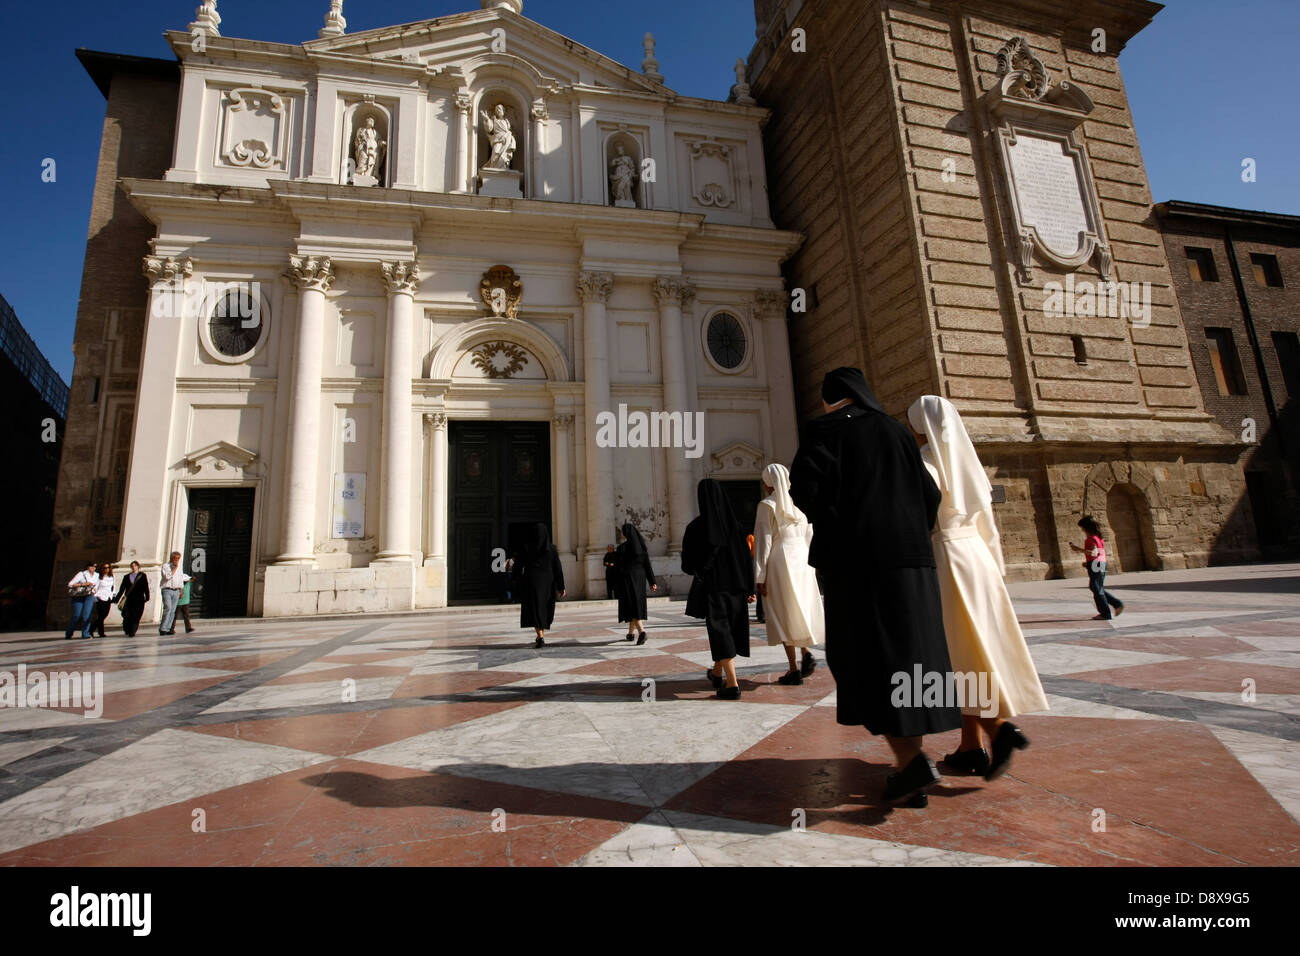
[319,0,346,39]
[481,0,523,12]
[730,58,755,105]
[189,0,221,37]
[642,33,664,83]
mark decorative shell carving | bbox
[995,37,1050,101]
[470,340,529,379]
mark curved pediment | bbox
[451,340,547,381]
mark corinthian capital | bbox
[454,91,472,114]
[651,276,696,307]
[285,255,334,293]
[576,271,613,304]
[143,256,193,287]
[381,260,420,296]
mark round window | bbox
[209,288,264,358]
[706,312,747,370]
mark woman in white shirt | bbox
[89,563,116,638]
[753,463,825,685]
[64,561,98,640]
[907,395,1048,781]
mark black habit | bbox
[681,480,754,662]
[514,523,564,630]
[789,367,961,737]
[615,523,655,622]
[114,572,150,638]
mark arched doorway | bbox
[1105,483,1153,572]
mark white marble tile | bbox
[202,676,407,714]
[1232,635,1300,652]
[94,664,240,693]
[1040,693,1179,722]
[1206,725,1300,825]
[659,810,1047,866]
[0,707,111,731]
[479,657,604,675]
[1176,690,1300,715]
[574,811,701,866]
[352,700,651,806]
[0,728,329,855]
[1028,643,1184,676]
[1208,650,1300,669]
[814,689,837,708]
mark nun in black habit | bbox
[789,367,962,805]
[681,479,756,700]
[513,522,565,648]
[615,522,658,644]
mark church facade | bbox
[51,0,800,619]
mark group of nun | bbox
[509,364,1046,806]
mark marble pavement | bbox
[1,564,1298,866]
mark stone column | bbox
[428,413,449,562]
[455,92,472,193]
[754,289,799,465]
[117,256,192,588]
[577,272,615,556]
[652,276,697,553]
[531,100,548,197]
[277,255,333,563]
[377,260,419,561]
[553,413,574,554]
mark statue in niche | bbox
[480,103,516,170]
[609,144,637,206]
[353,117,385,183]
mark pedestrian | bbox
[682,479,756,700]
[747,533,766,623]
[159,551,185,636]
[907,395,1048,781]
[64,560,98,640]
[114,560,150,638]
[615,522,657,644]
[790,367,961,807]
[1070,516,1125,620]
[176,574,196,633]
[603,544,620,601]
[514,522,564,648]
[89,563,115,638]
[753,463,823,686]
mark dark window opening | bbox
[1272,331,1300,398]
[1072,335,1088,365]
[88,377,100,404]
[1250,253,1284,288]
[1205,327,1248,396]
[1185,247,1218,282]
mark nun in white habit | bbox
[906,395,1048,781]
[753,463,825,686]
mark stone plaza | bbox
[3,565,1297,865]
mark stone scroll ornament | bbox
[989,36,1112,282]
[480,264,523,319]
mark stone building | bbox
[1156,200,1300,556]
[747,0,1254,578]
[48,0,800,620]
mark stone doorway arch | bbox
[1105,482,1156,572]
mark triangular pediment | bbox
[305,7,673,97]
[710,441,766,476]
[183,440,258,472]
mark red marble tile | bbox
[567,655,704,678]
[190,700,525,755]
[266,664,416,686]
[0,758,648,867]
[317,649,430,666]
[392,670,536,699]
[1070,658,1300,694]
[1055,634,1257,657]
[46,676,233,721]
[1213,621,1300,637]
[184,653,299,671]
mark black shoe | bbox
[941,747,991,776]
[635,630,647,646]
[707,669,723,690]
[800,654,816,677]
[883,753,940,802]
[904,792,928,808]
[777,669,803,686]
[625,632,636,642]
[717,685,741,701]
[534,636,545,649]
[985,722,1029,781]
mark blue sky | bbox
[0,0,1296,383]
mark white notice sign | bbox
[1006,133,1091,259]
[332,472,365,539]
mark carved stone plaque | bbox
[1005,132,1090,260]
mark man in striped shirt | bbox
[159,552,185,636]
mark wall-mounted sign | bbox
[332,472,365,538]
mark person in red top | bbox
[1069,516,1124,620]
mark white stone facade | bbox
[115,2,801,617]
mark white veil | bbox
[906,394,992,519]
[760,462,805,527]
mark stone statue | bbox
[609,145,637,205]
[353,117,384,181]
[480,103,516,170]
